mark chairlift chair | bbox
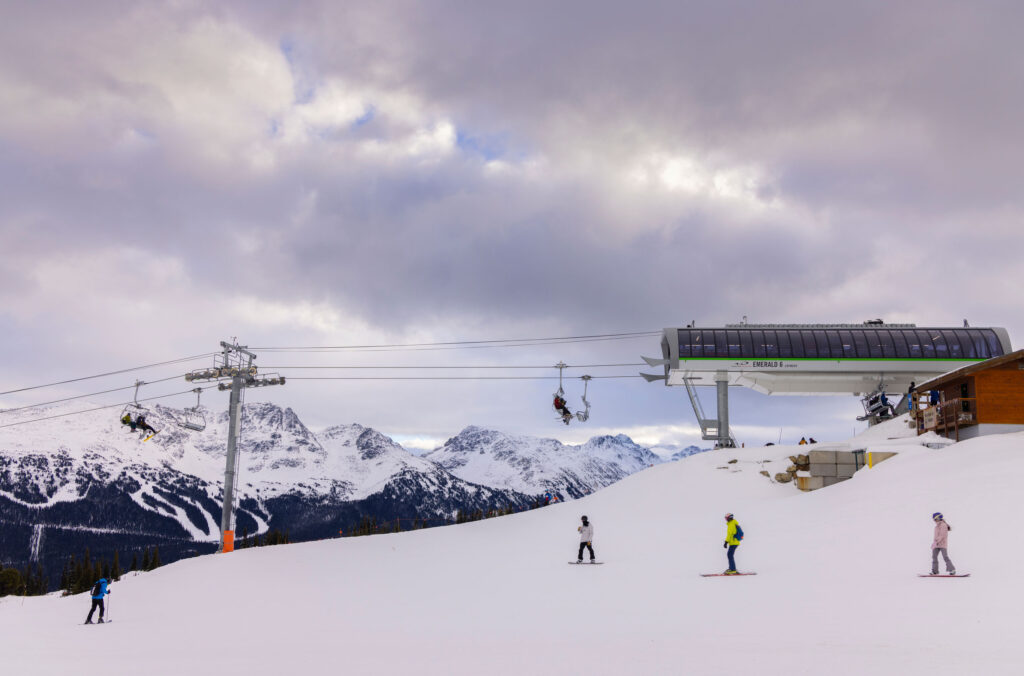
[552,363,593,424]
[178,388,206,432]
[119,380,148,420]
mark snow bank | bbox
[2,428,1022,675]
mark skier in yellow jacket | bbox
[723,513,743,574]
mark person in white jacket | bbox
[576,515,596,563]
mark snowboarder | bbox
[84,578,110,624]
[723,513,742,574]
[135,414,159,438]
[120,412,138,432]
[931,512,956,576]
[576,515,596,563]
[553,394,573,425]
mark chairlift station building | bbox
[642,322,1012,447]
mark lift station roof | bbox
[644,323,1012,395]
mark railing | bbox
[919,397,976,441]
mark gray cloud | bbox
[1,1,1021,446]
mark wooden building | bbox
[913,349,1024,441]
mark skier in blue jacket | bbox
[85,578,110,624]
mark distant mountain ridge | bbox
[0,402,701,584]
[425,426,664,498]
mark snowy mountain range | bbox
[0,401,693,581]
[426,426,662,498]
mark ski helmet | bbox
[932,512,943,520]
[724,512,733,519]
[581,515,588,521]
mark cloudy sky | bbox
[1,1,1020,450]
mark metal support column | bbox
[220,373,243,549]
[714,371,734,448]
[186,340,285,553]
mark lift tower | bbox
[185,341,285,552]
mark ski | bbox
[918,573,970,578]
[700,572,757,577]
[568,561,604,565]
[142,432,159,442]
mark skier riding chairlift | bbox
[120,380,148,433]
[552,364,592,425]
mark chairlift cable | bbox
[0,353,217,397]
[283,375,640,381]
[0,375,185,415]
[261,363,646,370]
[0,385,219,430]
[251,331,660,352]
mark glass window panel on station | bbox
[751,330,766,357]
[813,330,830,357]
[904,330,922,358]
[866,330,883,358]
[702,330,717,357]
[891,330,910,358]
[838,330,857,358]
[983,329,1003,357]
[777,330,793,357]
[942,330,964,358]
[714,330,728,358]
[763,330,779,357]
[826,330,843,358]
[853,330,869,358]
[963,329,983,358]
[678,330,691,358]
[916,330,936,358]
[878,330,896,358]
[727,330,741,357]
[739,331,754,356]
[787,330,805,357]
[933,331,949,358]
[802,331,818,358]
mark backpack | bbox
[91,581,102,597]
[734,523,744,541]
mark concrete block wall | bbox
[800,450,866,491]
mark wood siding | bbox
[974,369,1024,424]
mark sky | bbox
[1,1,1021,451]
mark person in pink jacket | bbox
[931,512,956,575]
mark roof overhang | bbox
[666,358,985,395]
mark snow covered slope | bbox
[4,426,1020,675]
[425,425,663,497]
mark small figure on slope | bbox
[577,515,596,563]
[84,577,110,624]
[723,513,743,574]
[931,512,956,576]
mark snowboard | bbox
[700,572,757,577]
[568,561,604,565]
[918,573,970,578]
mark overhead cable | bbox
[0,385,218,430]
[0,375,185,415]
[251,331,660,353]
[285,374,641,381]
[263,363,646,370]
[0,353,217,397]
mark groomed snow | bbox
[2,425,1021,675]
